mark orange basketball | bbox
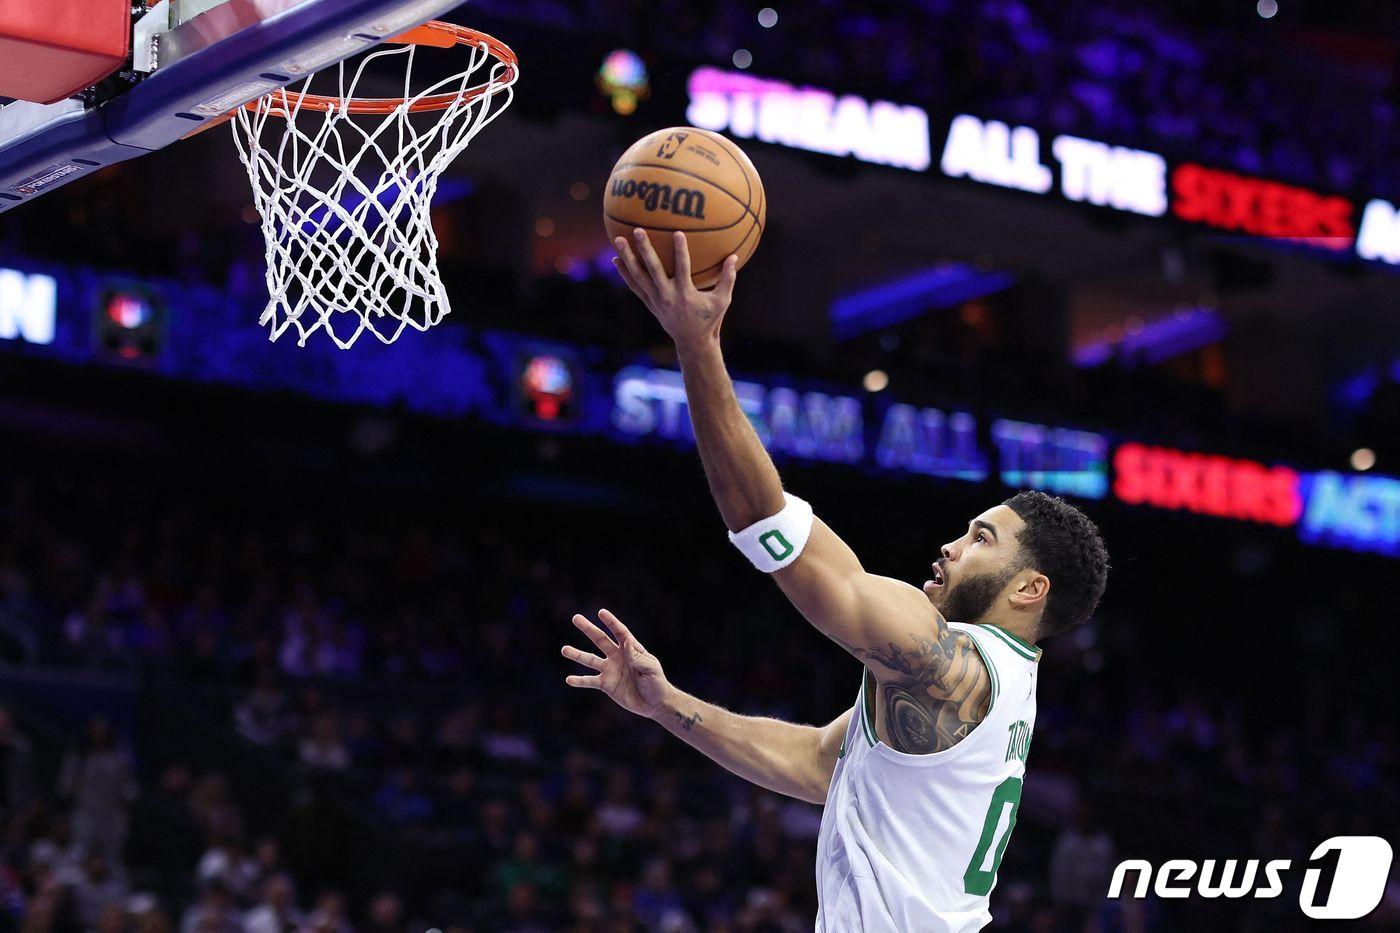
[604,127,765,289]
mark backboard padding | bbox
[0,0,463,211]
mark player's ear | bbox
[1010,572,1049,612]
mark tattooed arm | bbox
[623,282,992,753]
[652,689,852,804]
[608,233,989,754]
[563,609,850,804]
[861,627,992,754]
[774,521,993,754]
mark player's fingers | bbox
[614,238,656,303]
[611,257,650,301]
[572,613,617,655]
[672,231,692,285]
[565,674,602,689]
[560,645,606,671]
[597,608,634,645]
[632,228,669,286]
[712,255,740,304]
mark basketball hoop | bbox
[231,22,517,348]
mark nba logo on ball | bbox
[605,126,766,289]
[656,132,688,159]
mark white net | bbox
[231,35,515,348]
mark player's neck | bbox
[976,612,1038,647]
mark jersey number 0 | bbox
[963,776,1023,896]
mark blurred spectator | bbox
[0,706,36,819]
[595,768,643,839]
[250,837,283,888]
[59,717,137,864]
[371,770,434,825]
[297,716,349,773]
[480,882,550,933]
[0,438,1393,931]
[633,858,687,930]
[30,812,84,883]
[73,854,130,928]
[360,893,402,933]
[197,836,260,901]
[180,880,241,933]
[234,679,292,748]
[132,896,176,933]
[95,901,133,933]
[243,874,302,933]
[1048,802,1116,926]
[491,832,566,900]
[300,892,351,933]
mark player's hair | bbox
[1002,490,1109,638]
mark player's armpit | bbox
[858,626,992,755]
[815,708,853,788]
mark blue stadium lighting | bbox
[828,264,1015,340]
[1073,306,1226,368]
[613,366,866,464]
[0,265,56,345]
[875,404,988,481]
[1334,356,1400,411]
[992,419,1109,499]
[1298,471,1400,557]
[1336,370,1380,411]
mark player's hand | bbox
[613,229,738,351]
[562,609,671,719]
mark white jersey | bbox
[815,622,1040,932]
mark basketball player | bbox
[562,230,1110,931]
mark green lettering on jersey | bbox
[964,776,1023,896]
[1004,720,1032,763]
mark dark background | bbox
[0,0,1398,930]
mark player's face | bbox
[923,505,1026,624]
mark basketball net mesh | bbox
[232,42,514,348]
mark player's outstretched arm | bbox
[562,609,847,804]
[613,232,942,651]
[614,229,784,530]
[614,232,990,754]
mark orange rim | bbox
[246,22,518,116]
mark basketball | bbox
[604,126,765,288]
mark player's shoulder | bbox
[954,623,1043,667]
[949,623,1040,713]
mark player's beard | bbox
[940,564,1019,625]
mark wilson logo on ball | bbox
[610,179,707,219]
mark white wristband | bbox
[728,492,815,573]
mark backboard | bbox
[0,0,465,213]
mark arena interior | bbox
[0,0,1398,930]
